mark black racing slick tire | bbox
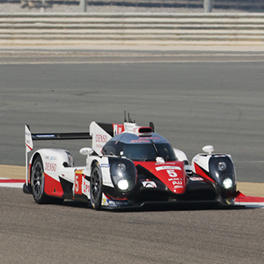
[90,164,103,210]
[31,155,48,204]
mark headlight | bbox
[109,157,137,193]
[218,162,227,171]
[222,178,233,189]
[117,179,129,191]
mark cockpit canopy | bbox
[102,132,176,162]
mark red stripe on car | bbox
[194,163,215,183]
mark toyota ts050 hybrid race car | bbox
[24,115,238,210]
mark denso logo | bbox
[96,134,108,143]
[45,162,57,172]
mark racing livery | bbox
[24,116,238,210]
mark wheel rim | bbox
[31,161,44,199]
[91,168,101,202]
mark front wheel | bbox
[90,165,103,210]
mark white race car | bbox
[24,115,238,210]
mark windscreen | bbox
[122,143,176,162]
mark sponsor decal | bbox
[156,166,182,171]
[102,198,129,207]
[140,136,160,140]
[168,178,177,182]
[82,178,90,197]
[108,200,116,206]
[96,134,108,143]
[74,169,83,195]
[166,169,178,177]
[45,162,57,172]
[35,134,56,138]
[45,156,56,161]
[113,124,125,136]
[90,121,112,155]
[130,137,160,143]
[102,193,129,207]
[172,180,182,186]
[113,200,129,206]
[100,163,110,168]
[102,197,108,206]
[101,194,109,206]
[134,161,186,194]
[142,181,157,189]
[189,177,204,181]
[130,139,150,143]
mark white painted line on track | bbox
[0,182,24,188]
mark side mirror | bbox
[80,147,93,156]
[202,145,214,154]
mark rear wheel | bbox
[31,156,48,204]
[90,164,103,210]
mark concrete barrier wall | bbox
[1,13,264,47]
[3,0,264,10]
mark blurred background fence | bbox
[1,13,264,47]
[1,0,264,13]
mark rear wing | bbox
[24,122,121,153]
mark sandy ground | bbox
[0,165,26,180]
[1,164,263,196]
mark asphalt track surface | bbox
[0,187,263,264]
[0,51,264,182]
[0,51,264,264]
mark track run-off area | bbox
[0,50,263,264]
